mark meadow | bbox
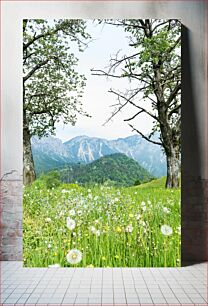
[23,177,181,267]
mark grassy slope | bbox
[136,176,166,189]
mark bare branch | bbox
[124,110,143,121]
[91,69,126,79]
[144,95,157,106]
[109,52,140,72]
[102,89,141,126]
[91,68,152,85]
[105,20,146,31]
[109,89,161,123]
[129,124,163,146]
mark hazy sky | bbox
[55,20,153,142]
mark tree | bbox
[92,19,181,188]
[23,19,91,185]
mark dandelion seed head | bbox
[136,214,141,220]
[90,226,96,233]
[125,224,133,233]
[161,224,173,236]
[69,209,76,216]
[66,217,76,230]
[163,207,170,214]
[66,249,82,264]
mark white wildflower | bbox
[59,210,64,217]
[48,264,60,268]
[45,217,51,223]
[66,249,82,264]
[66,217,76,230]
[69,209,76,216]
[125,224,133,233]
[139,220,146,226]
[62,189,70,193]
[161,224,173,236]
[163,207,170,214]
[95,230,101,236]
[90,226,96,233]
[136,214,141,220]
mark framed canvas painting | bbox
[22,18,181,267]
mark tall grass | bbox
[23,180,181,267]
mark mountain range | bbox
[31,134,166,177]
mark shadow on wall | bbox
[181,25,208,265]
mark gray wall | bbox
[0,1,207,263]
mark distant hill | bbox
[32,134,166,177]
[59,153,154,186]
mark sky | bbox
[55,20,153,142]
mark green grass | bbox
[23,178,181,268]
[136,176,166,189]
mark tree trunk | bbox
[165,147,180,188]
[23,123,36,186]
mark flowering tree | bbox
[23,19,91,185]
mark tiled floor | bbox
[0,261,207,305]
